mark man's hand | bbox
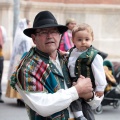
[95,91,104,97]
[74,75,93,99]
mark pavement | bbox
[0,60,120,120]
[0,60,28,120]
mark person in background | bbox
[59,18,76,55]
[0,26,7,103]
[67,23,107,120]
[5,18,33,105]
[10,11,100,120]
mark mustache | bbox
[45,38,54,43]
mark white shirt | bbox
[68,48,107,92]
[50,55,75,118]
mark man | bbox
[10,11,99,120]
[0,26,7,103]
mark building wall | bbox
[30,0,120,4]
[1,0,120,59]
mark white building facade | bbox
[0,0,120,59]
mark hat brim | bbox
[23,24,68,38]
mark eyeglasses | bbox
[35,30,60,37]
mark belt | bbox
[68,119,75,120]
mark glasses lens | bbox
[36,30,59,36]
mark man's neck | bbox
[49,51,57,60]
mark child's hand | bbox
[59,50,69,56]
[95,91,104,97]
[72,75,86,86]
[72,82,77,86]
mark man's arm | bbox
[16,85,79,117]
[16,76,93,117]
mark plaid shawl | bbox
[11,48,59,92]
[10,47,69,120]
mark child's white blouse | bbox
[68,48,107,92]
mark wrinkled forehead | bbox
[36,27,58,32]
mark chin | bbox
[47,48,57,53]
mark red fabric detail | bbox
[34,61,47,91]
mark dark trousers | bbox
[70,99,95,120]
[70,98,83,112]
[0,56,4,96]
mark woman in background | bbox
[59,18,76,54]
[5,18,34,106]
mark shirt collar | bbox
[49,53,59,64]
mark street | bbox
[0,60,120,120]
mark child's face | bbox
[73,30,93,51]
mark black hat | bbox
[24,11,68,37]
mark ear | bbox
[72,38,74,44]
[31,34,36,44]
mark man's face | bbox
[32,27,61,54]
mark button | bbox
[86,55,89,57]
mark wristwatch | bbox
[85,91,94,102]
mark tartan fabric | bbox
[11,49,58,92]
[10,47,70,120]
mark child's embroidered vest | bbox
[69,46,98,89]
